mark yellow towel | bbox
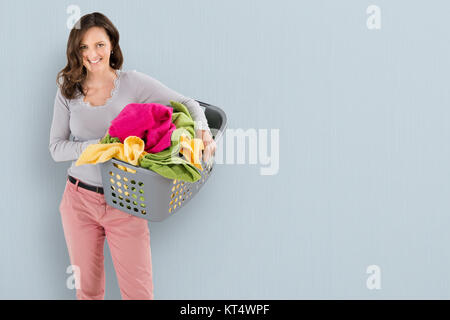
[123,136,146,165]
[179,134,204,171]
[76,134,204,172]
[76,136,147,167]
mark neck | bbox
[85,67,116,86]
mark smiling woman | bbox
[49,11,215,301]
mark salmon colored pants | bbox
[59,177,154,300]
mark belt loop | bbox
[75,179,80,191]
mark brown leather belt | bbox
[68,175,104,194]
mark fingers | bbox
[203,145,211,163]
[202,140,216,163]
[194,129,217,165]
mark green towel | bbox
[169,100,196,139]
[100,135,120,144]
[101,100,202,183]
[139,127,201,182]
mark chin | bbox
[85,62,107,72]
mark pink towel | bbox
[108,103,176,153]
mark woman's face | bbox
[79,26,113,74]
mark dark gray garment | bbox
[49,69,210,187]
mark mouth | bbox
[88,58,102,65]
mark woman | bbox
[49,12,216,300]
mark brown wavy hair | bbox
[56,12,124,100]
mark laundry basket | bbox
[99,100,227,222]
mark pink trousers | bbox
[59,177,154,300]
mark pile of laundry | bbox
[76,101,205,183]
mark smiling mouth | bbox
[88,58,102,64]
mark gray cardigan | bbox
[49,69,209,187]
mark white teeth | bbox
[89,59,101,64]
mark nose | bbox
[85,48,101,60]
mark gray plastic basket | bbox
[99,100,227,222]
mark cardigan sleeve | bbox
[48,87,99,162]
[133,70,210,131]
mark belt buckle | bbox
[96,186,100,193]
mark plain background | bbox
[1,0,450,299]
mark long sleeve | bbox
[133,71,210,131]
[48,87,99,162]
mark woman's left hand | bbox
[196,129,216,164]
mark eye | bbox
[79,46,87,50]
[97,43,104,47]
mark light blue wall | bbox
[1,0,450,299]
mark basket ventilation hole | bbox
[113,163,134,173]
